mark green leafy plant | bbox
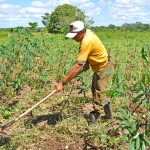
[1,107,13,119]
[117,109,150,150]
[76,72,91,97]
[141,44,149,64]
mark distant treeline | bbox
[0,27,44,32]
[0,22,150,32]
[92,22,150,32]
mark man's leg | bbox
[91,62,114,122]
[98,62,114,119]
[89,73,101,124]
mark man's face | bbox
[73,32,85,42]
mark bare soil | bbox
[40,138,84,150]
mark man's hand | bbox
[55,82,64,93]
[55,63,83,93]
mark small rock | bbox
[65,145,69,149]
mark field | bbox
[0,27,150,150]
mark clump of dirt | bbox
[81,103,93,114]
[19,86,34,97]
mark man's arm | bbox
[55,63,83,93]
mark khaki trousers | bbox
[91,61,114,113]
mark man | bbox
[55,21,114,124]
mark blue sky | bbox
[0,0,150,28]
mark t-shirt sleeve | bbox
[76,40,92,65]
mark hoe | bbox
[0,90,56,136]
[0,68,85,137]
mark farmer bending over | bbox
[55,21,114,124]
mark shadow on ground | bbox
[29,113,63,126]
[0,136,11,147]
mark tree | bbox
[41,4,94,33]
[29,22,38,30]
[42,13,51,27]
[108,24,117,29]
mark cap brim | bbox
[66,32,77,38]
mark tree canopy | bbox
[41,4,94,33]
[29,22,38,30]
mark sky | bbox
[0,0,150,28]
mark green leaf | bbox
[141,44,149,64]
[135,136,140,150]
[121,135,129,141]
[121,109,129,119]
[129,140,135,150]
[142,135,150,146]
[121,120,135,130]
[115,116,123,121]
[141,141,146,150]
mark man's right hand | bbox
[55,82,64,93]
[55,63,83,93]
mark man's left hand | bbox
[83,61,89,71]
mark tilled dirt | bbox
[40,138,84,150]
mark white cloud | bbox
[115,0,150,6]
[31,1,46,8]
[79,1,102,17]
[72,0,90,4]
[0,1,49,27]
[0,4,21,18]
[0,2,51,27]
[20,7,49,14]
[0,0,5,2]
[110,0,150,24]
[98,0,107,6]
[31,0,58,7]
[0,4,20,10]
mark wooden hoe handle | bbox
[1,90,56,131]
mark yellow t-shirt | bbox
[77,29,108,72]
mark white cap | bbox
[66,21,84,38]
